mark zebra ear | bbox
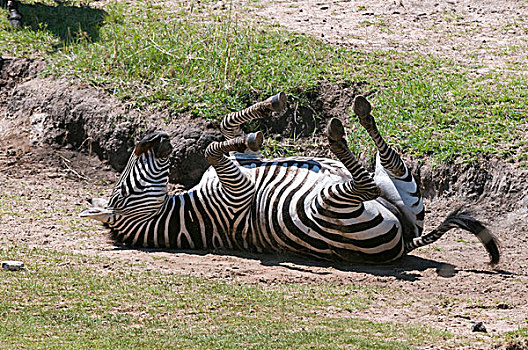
[79,206,113,223]
[90,197,109,209]
[134,131,172,157]
[134,132,162,156]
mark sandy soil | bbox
[236,0,528,74]
[1,146,527,349]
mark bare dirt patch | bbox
[238,0,528,74]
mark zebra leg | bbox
[220,92,287,141]
[353,95,406,177]
[7,0,23,27]
[205,131,263,194]
[353,95,425,237]
[322,118,381,206]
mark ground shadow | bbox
[111,245,513,282]
[18,2,106,44]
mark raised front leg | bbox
[220,92,287,141]
[321,118,381,207]
[205,132,263,195]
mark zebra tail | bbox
[404,208,500,265]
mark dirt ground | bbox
[1,144,527,349]
[239,0,528,74]
[1,0,528,349]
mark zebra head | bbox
[80,131,173,224]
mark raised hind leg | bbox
[320,118,381,207]
[353,95,424,237]
[220,92,287,141]
[353,96,406,177]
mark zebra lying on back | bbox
[81,93,500,264]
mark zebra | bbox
[80,93,500,265]
[1,0,23,27]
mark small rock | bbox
[471,321,487,333]
[437,263,455,277]
[1,261,25,271]
[497,303,512,309]
[320,5,329,10]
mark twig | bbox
[58,155,90,181]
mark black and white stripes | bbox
[81,94,500,265]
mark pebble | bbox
[1,261,25,271]
[471,321,487,333]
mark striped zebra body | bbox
[97,152,426,263]
[239,155,418,262]
[81,93,499,265]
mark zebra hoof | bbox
[353,95,372,118]
[353,96,376,129]
[326,118,345,141]
[269,92,287,113]
[246,131,264,152]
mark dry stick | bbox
[58,155,90,181]
[78,137,94,155]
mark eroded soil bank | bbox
[1,56,528,349]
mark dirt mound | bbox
[1,56,223,187]
[0,57,46,152]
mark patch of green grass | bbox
[336,53,528,163]
[0,245,451,349]
[503,327,528,348]
[0,0,105,56]
[1,0,527,165]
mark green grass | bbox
[1,0,527,164]
[1,245,451,349]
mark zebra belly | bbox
[240,158,406,262]
[373,154,425,239]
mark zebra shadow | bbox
[257,253,514,281]
[258,253,460,282]
[114,245,512,282]
[17,1,107,47]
